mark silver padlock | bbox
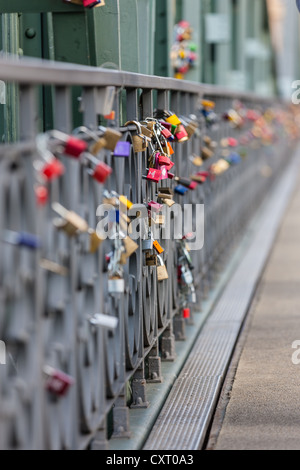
[181,266,194,285]
[142,238,153,251]
[188,286,197,304]
[108,277,125,294]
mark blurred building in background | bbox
[0,0,299,97]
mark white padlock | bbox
[181,266,194,286]
[108,277,125,294]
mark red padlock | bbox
[188,181,198,190]
[35,185,48,206]
[183,308,190,319]
[65,136,88,158]
[44,366,74,397]
[158,154,171,167]
[161,127,174,141]
[92,161,113,184]
[41,158,65,181]
[146,168,162,183]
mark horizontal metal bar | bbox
[0,0,83,13]
[0,56,276,103]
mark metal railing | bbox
[0,56,298,450]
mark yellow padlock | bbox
[166,114,181,127]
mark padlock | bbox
[174,176,193,188]
[201,147,214,160]
[165,142,175,156]
[3,230,42,250]
[191,174,206,184]
[41,158,65,181]
[158,187,174,197]
[175,185,189,196]
[160,166,169,180]
[44,366,74,397]
[142,238,153,252]
[49,130,88,158]
[125,121,149,153]
[153,240,164,254]
[35,185,48,206]
[148,201,163,213]
[145,168,162,183]
[166,114,181,127]
[185,120,198,138]
[211,159,230,175]
[158,154,171,167]
[188,287,197,304]
[181,266,194,285]
[191,155,203,167]
[40,259,69,276]
[113,141,131,158]
[146,254,158,266]
[119,195,133,211]
[175,125,189,143]
[92,161,113,184]
[108,276,125,294]
[83,0,101,8]
[183,308,190,319]
[160,127,174,141]
[90,137,107,156]
[154,214,165,225]
[88,229,104,253]
[161,198,175,207]
[122,236,139,260]
[52,202,89,236]
[98,127,122,152]
[157,256,169,282]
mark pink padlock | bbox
[148,201,163,212]
[160,166,169,180]
[175,125,189,143]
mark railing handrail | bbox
[0,55,277,103]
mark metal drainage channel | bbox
[142,149,300,451]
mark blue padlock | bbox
[175,185,189,196]
[3,230,42,250]
[227,152,242,165]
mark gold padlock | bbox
[101,128,122,151]
[192,155,203,167]
[90,137,107,156]
[125,121,149,153]
[154,214,165,225]
[185,121,198,138]
[88,229,104,253]
[40,259,68,276]
[146,254,158,266]
[157,255,169,282]
[52,203,89,236]
[201,147,214,160]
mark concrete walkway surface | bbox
[213,169,300,450]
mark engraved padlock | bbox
[157,255,169,282]
[146,254,158,266]
[108,276,125,294]
[125,121,149,153]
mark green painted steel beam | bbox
[0,0,83,13]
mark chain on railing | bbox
[0,57,299,450]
